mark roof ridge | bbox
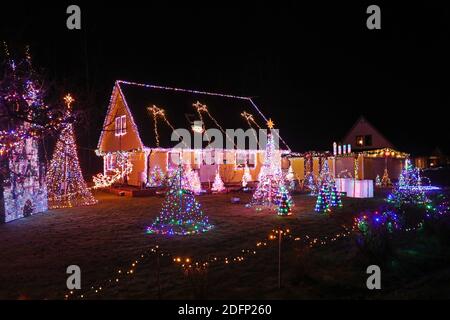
[116,80,252,101]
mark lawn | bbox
[1,190,450,299]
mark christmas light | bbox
[248,133,284,209]
[46,95,97,209]
[211,169,226,193]
[241,164,252,188]
[146,165,213,236]
[147,165,166,188]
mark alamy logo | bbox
[366,5,381,30]
[366,265,381,290]
[66,265,81,290]
[168,127,280,166]
[66,5,81,30]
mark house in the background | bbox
[288,116,409,189]
[334,116,407,181]
[342,116,394,151]
[96,80,289,188]
[414,147,450,169]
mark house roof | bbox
[100,80,290,151]
[343,115,394,149]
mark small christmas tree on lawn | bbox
[285,165,296,190]
[315,183,331,213]
[276,184,293,216]
[146,165,213,236]
[182,164,202,194]
[242,164,252,188]
[381,168,392,187]
[387,159,428,207]
[328,181,342,208]
[46,94,97,209]
[211,169,225,193]
[375,174,382,187]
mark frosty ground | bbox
[1,191,450,299]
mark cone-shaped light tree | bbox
[276,184,293,216]
[211,169,225,192]
[146,165,213,235]
[242,164,252,188]
[46,94,97,209]
[249,132,283,208]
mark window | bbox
[168,151,181,170]
[106,154,114,170]
[115,115,127,136]
[356,135,364,147]
[235,151,257,169]
[364,135,372,146]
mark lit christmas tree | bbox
[147,165,166,187]
[387,159,428,207]
[285,165,296,190]
[211,169,225,193]
[375,174,382,187]
[276,184,293,216]
[146,165,213,235]
[249,133,283,208]
[186,167,202,194]
[46,94,97,209]
[315,182,331,213]
[318,158,333,187]
[328,181,343,208]
[241,164,252,188]
[381,168,392,187]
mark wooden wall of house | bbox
[127,151,147,186]
[98,90,142,153]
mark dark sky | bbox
[1,1,449,170]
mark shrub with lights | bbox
[146,165,213,236]
[354,208,400,261]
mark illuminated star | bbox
[266,118,275,129]
[193,101,207,112]
[64,94,74,109]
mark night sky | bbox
[1,2,449,173]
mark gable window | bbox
[115,115,127,136]
[356,135,364,147]
[364,135,372,146]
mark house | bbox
[335,116,408,181]
[96,80,289,188]
[342,116,394,151]
[287,116,409,185]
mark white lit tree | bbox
[211,169,225,193]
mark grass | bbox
[0,190,449,299]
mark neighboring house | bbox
[414,147,450,169]
[288,116,409,184]
[96,80,288,187]
[342,116,394,151]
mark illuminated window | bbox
[106,154,114,170]
[115,115,127,136]
[167,151,181,170]
[121,115,127,135]
[235,151,256,169]
[356,136,364,147]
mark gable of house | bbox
[343,116,394,150]
[97,84,144,153]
